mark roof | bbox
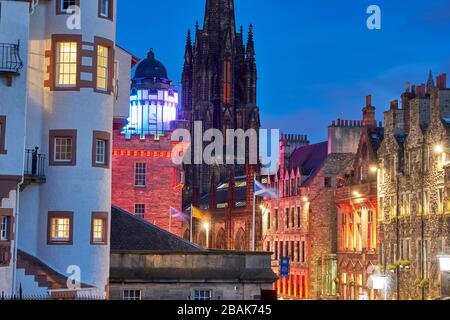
[289,141,329,185]
[111,206,204,252]
[134,49,168,79]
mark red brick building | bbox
[112,49,185,237]
[334,96,384,300]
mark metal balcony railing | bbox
[24,148,46,182]
[0,41,23,74]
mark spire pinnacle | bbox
[246,24,255,58]
[427,70,435,93]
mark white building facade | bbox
[0,0,132,298]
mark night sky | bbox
[117,0,450,143]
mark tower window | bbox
[92,131,110,168]
[91,212,108,245]
[50,130,77,166]
[56,42,78,87]
[57,0,79,14]
[96,45,109,91]
[47,212,73,245]
[99,0,113,20]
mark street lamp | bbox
[435,144,444,154]
[370,165,378,173]
[203,222,210,249]
[302,196,309,203]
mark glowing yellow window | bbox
[51,218,70,242]
[97,45,109,91]
[56,42,77,87]
[92,218,104,243]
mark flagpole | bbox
[252,173,256,252]
[190,204,193,243]
[169,209,172,234]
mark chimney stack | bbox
[390,100,399,110]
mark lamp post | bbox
[438,255,450,299]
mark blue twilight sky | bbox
[117,0,450,143]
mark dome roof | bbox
[134,49,168,79]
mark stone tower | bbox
[182,0,260,207]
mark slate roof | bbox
[289,141,329,185]
[111,206,204,252]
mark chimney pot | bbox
[366,95,372,107]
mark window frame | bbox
[192,289,213,301]
[134,204,145,219]
[55,42,78,88]
[122,289,142,301]
[47,212,74,245]
[92,131,110,168]
[96,45,109,91]
[93,37,114,94]
[0,209,13,243]
[49,130,77,166]
[56,0,80,15]
[91,212,108,245]
[134,162,147,188]
[0,116,6,155]
[98,0,114,21]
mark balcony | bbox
[335,181,377,205]
[0,42,23,85]
[22,148,46,190]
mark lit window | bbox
[134,163,146,187]
[1,216,10,241]
[91,212,108,245]
[49,214,72,244]
[54,137,73,162]
[56,42,77,87]
[97,45,109,91]
[193,290,212,301]
[123,290,142,301]
[96,139,106,164]
[134,204,145,218]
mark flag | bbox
[169,207,188,222]
[191,206,210,221]
[254,179,279,199]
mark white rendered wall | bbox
[0,0,29,175]
[19,0,119,294]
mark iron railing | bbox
[24,148,46,179]
[0,41,23,74]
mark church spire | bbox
[246,24,255,59]
[427,70,435,93]
[203,0,236,35]
[184,29,192,62]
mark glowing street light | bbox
[302,196,309,203]
[203,221,210,248]
[435,144,445,154]
[370,165,378,173]
[438,255,450,272]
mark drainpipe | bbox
[11,177,24,297]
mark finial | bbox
[195,20,199,31]
[148,48,155,60]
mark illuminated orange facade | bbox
[334,95,383,300]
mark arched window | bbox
[223,59,232,104]
[234,228,246,251]
[216,228,226,249]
